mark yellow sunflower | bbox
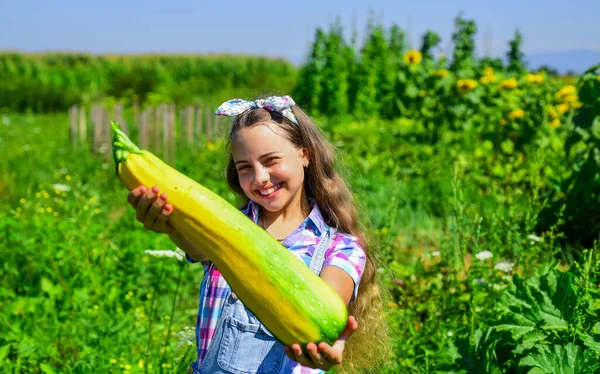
[456,79,478,93]
[508,109,525,119]
[404,50,423,65]
[500,78,518,90]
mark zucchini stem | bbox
[111,121,141,175]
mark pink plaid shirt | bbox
[187,200,366,373]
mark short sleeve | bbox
[322,234,366,303]
[185,253,212,273]
[185,252,198,264]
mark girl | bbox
[127,96,387,373]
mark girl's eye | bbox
[266,157,279,164]
[237,165,250,171]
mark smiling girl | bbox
[127,96,388,373]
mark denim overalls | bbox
[189,227,337,374]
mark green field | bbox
[2,16,600,374]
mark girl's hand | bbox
[284,316,358,371]
[127,185,176,235]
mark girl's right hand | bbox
[127,185,176,235]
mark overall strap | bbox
[308,227,338,275]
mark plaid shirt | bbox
[187,200,366,373]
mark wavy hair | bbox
[224,104,390,372]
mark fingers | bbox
[284,318,358,370]
[128,186,175,234]
[306,343,326,367]
[317,342,342,365]
[144,191,168,229]
[285,343,340,370]
[154,200,175,234]
[135,185,158,223]
[285,344,315,368]
[339,315,358,341]
[127,185,147,208]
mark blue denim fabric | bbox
[190,290,290,374]
[189,227,335,374]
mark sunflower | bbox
[556,85,576,98]
[404,50,423,65]
[526,73,544,84]
[508,109,525,119]
[500,78,518,90]
[456,79,478,93]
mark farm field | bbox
[1,16,600,374]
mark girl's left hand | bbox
[284,316,358,371]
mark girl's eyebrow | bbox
[234,151,281,165]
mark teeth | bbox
[259,184,279,196]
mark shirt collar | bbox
[246,199,327,237]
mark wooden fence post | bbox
[69,105,78,148]
[196,105,203,147]
[186,105,195,146]
[78,106,87,146]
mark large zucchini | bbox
[111,122,348,346]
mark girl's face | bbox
[231,122,309,214]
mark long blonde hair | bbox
[224,104,390,372]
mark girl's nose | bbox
[254,165,270,185]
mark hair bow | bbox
[215,95,298,124]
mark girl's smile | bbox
[231,122,309,217]
[257,182,284,198]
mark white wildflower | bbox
[473,278,486,285]
[475,250,493,261]
[176,326,196,347]
[145,248,186,262]
[376,267,384,273]
[527,234,542,242]
[430,251,441,257]
[494,260,514,273]
[447,331,453,337]
[52,183,71,192]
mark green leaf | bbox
[519,343,600,374]
[40,363,56,374]
[494,324,535,341]
[501,139,514,154]
[0,345,11,363]
[514,330,547,354]
[40,277,62,299]
[40,277,55,295]
[551,272,577,323]
[581,333,600,355]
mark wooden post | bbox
[170,104,176,163]
[140,108,148,149]
[186,106,195,146]
[78,106,87,146]
[205,106,212,142]
[161,104,171,160]
[213,106,220,140]
[92,104,102,152]
[115,103,128,136]
[133,101,140,132]
[154,105,162,154]
[104,106,112,161]
[196,105,203,147]
[69,105,78,147]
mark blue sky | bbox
[1,0,599,67]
